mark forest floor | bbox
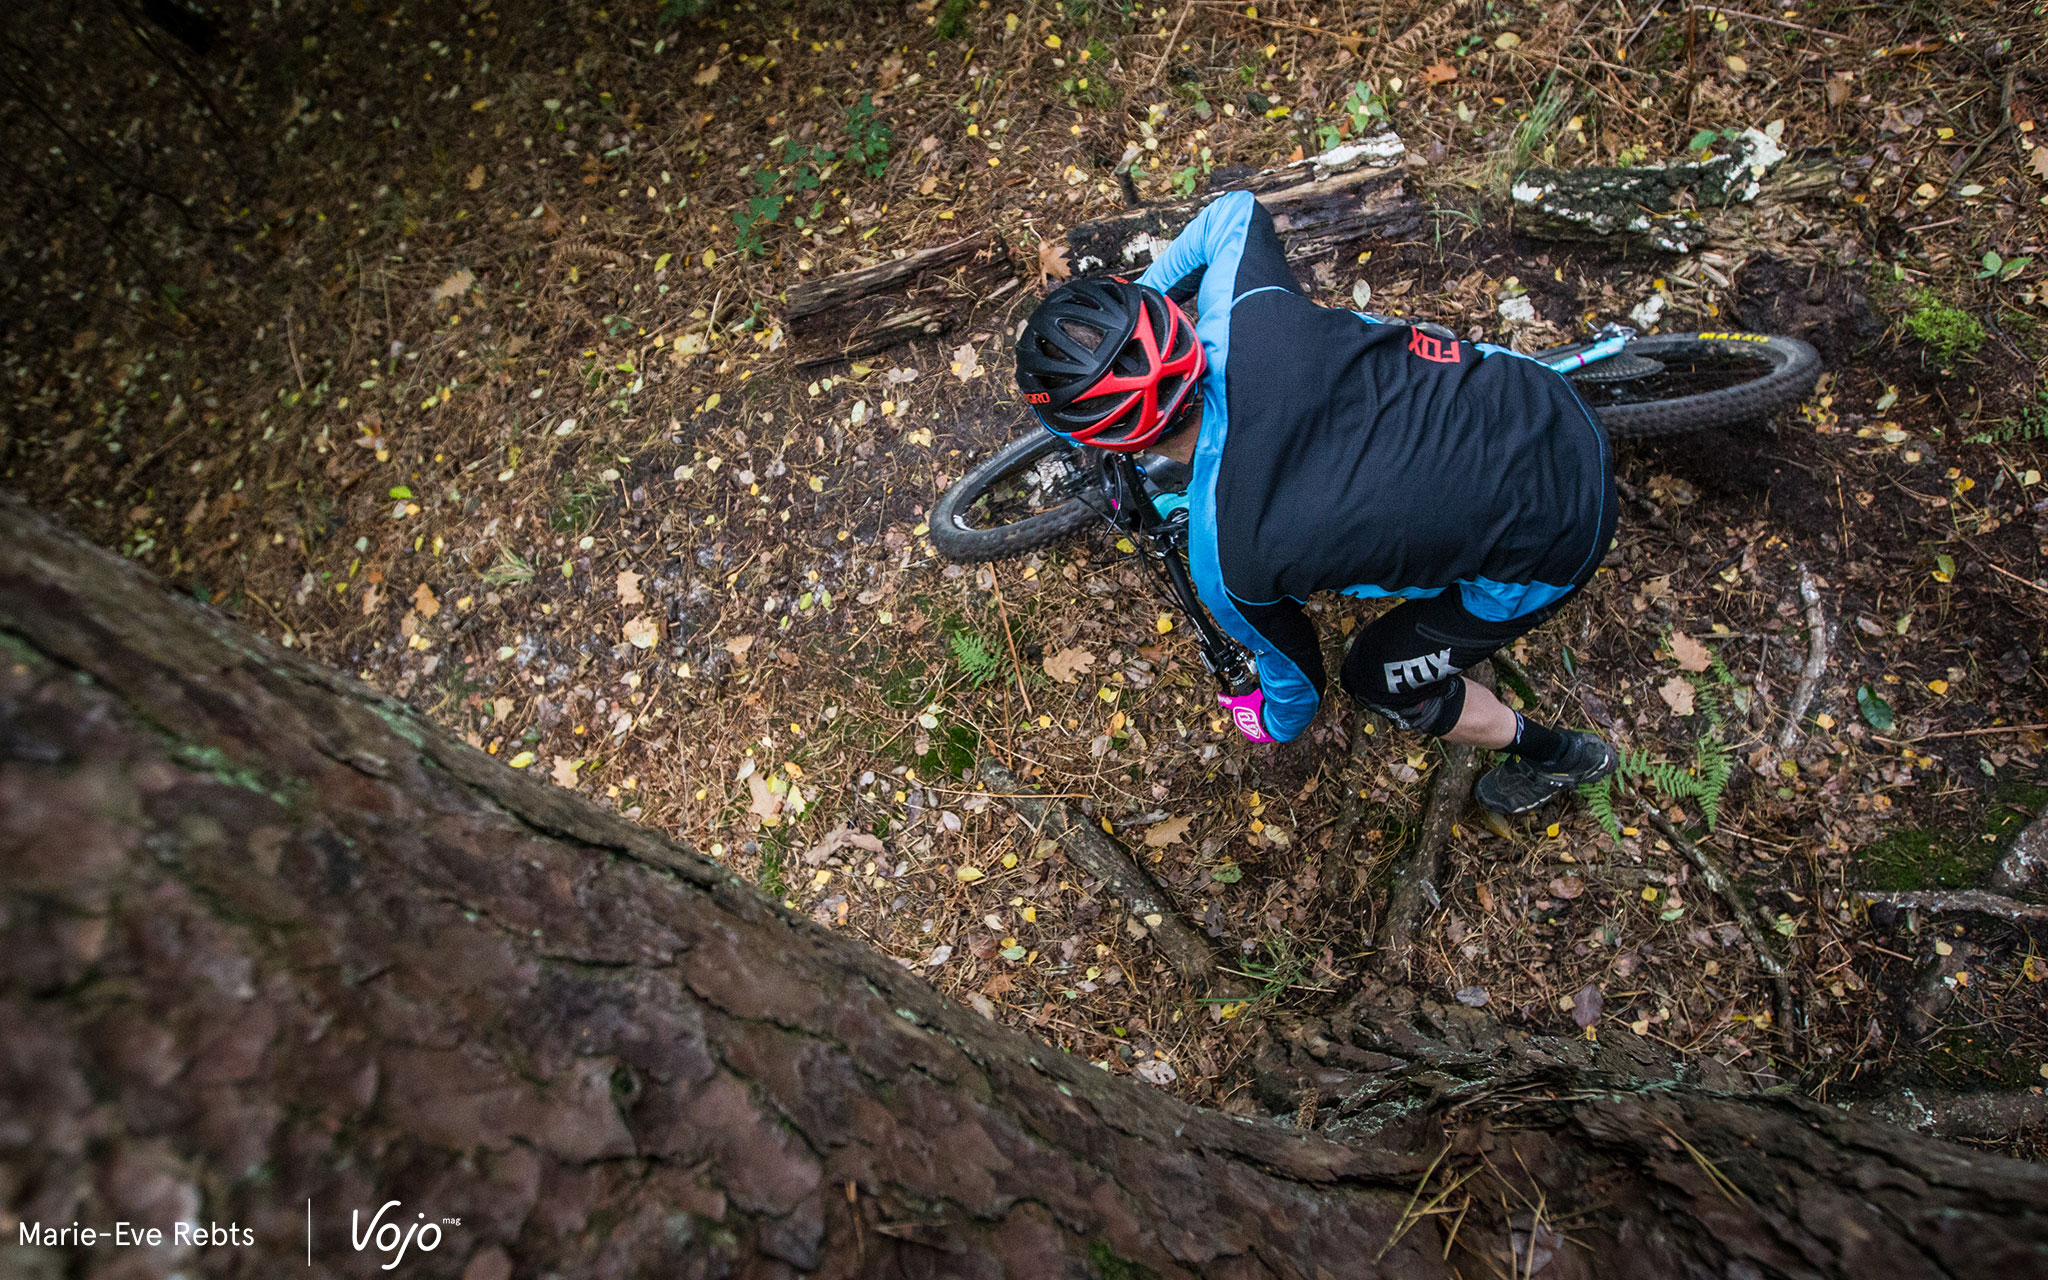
[4,0,2046,1153]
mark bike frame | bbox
[1087,324,1636,699]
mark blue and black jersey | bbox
[1135,191,1613,742]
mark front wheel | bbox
[1543,331,1821,438]
[929,430,1101,563]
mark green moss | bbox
[1854,782,2044,891]
[1901,289,1985,364]
[1089,1240,1158,1280]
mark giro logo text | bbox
[351,1202,448,1271]
[1383,648,1454,693]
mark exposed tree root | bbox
[1634,797,1800,1064]
[1378,671,1493,977]
[1858,887,2048,922]
[1850,1085,2048,1141]
[1991,799,2048,895]
[1777,565,1830,752]
[980,762,1218,985]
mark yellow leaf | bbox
[508,751,536,769]
[1927,679,1948,694]
[1545,822,1561,838]
[1155,614,1173,634]
[956,865,986,882]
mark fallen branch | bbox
[781,231,1015,362]
[1856,888,2048,922]
[1378,670,1492,976]
[1776,566,1830,751]
[1633,797,1798,1062]
[979,763,1217,985]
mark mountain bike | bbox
[928,324,1819,702]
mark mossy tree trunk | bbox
[3,496,2045,1279]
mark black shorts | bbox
[1339,516,1612,735]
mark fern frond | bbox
[948,628,1003,687]
[1582,776,1621,840]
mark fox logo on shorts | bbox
[1384,648,1454,692]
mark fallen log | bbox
[7,496,2048,1275]
[782,231,1017,363]
[1066,134,1424,278]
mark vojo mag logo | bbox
[326,1199,459,1271]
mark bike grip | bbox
[1217,689,1274,743]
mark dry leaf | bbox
[1658,675,1696,716]
[551,757,582,788]
[724,634,757,659]
[1043,646,1097,683]
[804,825,888,866]
[430,269,474,303]
[360,582,383,616]
[693,63,721,85]
[950,341,981,382]
[1038,239,1071,284]
[1285,145,1305,164]
[1549,876,1585,900]
[465,163,486,190]
[412,583,440,620]
[616,569,645,605]
[1572,983,1604,1028]
[746,774,783,821]
[1666,631,1711,672]
[1420,62,1458,84]
[1143,816,1192,848]
[917,174,939,196]
[2032,147,2048,181]
[539,205,565,237]
[622,615,660,649]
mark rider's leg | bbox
[1340,594,1613,812]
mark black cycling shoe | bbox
[1475,731,1618,817]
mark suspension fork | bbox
[1103,454,1257,696]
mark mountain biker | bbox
[1013,190,1618,816]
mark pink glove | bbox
[1218,690,1274,743]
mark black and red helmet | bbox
[1014,278,1206,451]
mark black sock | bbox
[1506,712,1570,768]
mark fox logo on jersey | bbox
[1407,328,1461,364]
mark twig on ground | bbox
[1777,566,1829,751]
[1855,888,2048,922]
[1631,794,1798,1062]
[1145,0,1198,90]
[986,570,1034,718]
[979,762,1217,984]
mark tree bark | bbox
[4,495,2048,1280]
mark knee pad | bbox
[1363,678,1466,737]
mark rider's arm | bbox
[1232,596,1325,741]
[1136,190,1299,318]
